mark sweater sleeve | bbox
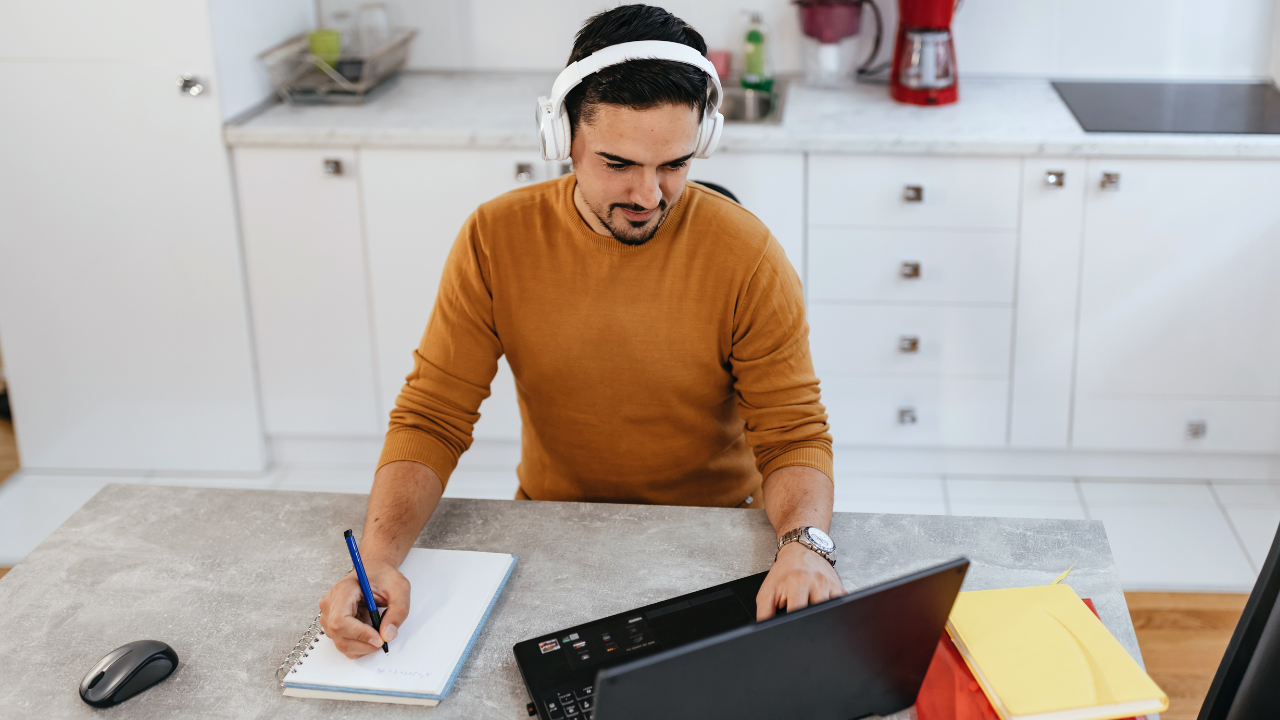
[730,237,834,483]
[377,212,503,486]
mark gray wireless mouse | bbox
[79,640,179,708]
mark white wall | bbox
[318,0,1276,80]
[207,0,316,120]
[1271,0,1280,84]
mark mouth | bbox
[617,206,658,223]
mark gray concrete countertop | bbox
[0,484,1138,718]
[225,71,1280,158]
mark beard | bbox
[585,197,670,246]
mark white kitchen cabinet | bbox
[1074,396,1280,453]
[808,228,1017,304]
[810,305,1013,378]
[360,150,554,440]
[688,152,805,273]
[807,154,1021,448]
[808,155,1022,230]
[1009,159,1087,448]
[234,147,381,436]
[822,377,1010,448]
[0,5,270,471]
[1073,158,1280,452]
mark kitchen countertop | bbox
[0,484,1139,719]
[226,71,1280,158]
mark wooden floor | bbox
[0,417,16,489]
[1,416,16,581]
[1127,592,1249,720]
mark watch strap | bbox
[775,526,836,566]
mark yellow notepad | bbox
[946,584,1168,720]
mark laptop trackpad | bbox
[644,588,753,647]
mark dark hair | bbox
[565,5,709,136]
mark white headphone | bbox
[536,40,725,162]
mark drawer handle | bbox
[323,158,344,176]
[1045,170,1066,187]
[1100,172,1121,191]
[898,407,918,425]
[900,261,921,279]
[515,162,534,182]
[898,335,919,353]
[903,185,924,202]
[1187,420,1207,439]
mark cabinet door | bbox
[688,152,805,273]
[361,150,552,440]
[234,148,380,436]
[811,305,1013,378]
[0,23,264,471]
[808,228,1016,304]
[1009,159,1086,448]
[809,155,1022,230]
[1074,158,1280,451]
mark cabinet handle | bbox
[903,185,924,202]
[898,335,919,353]
[177,74,205,97]
[898,407,918,425]
[515,163,534,182]
[1187,420,1207,439]
[1045,170,1066,187]
[322,158,344,176]
[900,261,921,279]
[1100,172,1121,191]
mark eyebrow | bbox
[596,151,695,167]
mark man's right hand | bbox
[319,560,411,659]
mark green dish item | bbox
[308,29,341,68]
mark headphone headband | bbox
[536,40,725,162]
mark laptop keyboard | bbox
[543,684,594,720]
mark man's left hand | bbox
[755,541,846,621]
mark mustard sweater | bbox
[378,174,832,507]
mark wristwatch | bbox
[776,526,837,566]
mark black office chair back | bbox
[691,181,739,204]
[1199,519,1280,719]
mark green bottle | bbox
[742,12,773,92]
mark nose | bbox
[629,167,662,209]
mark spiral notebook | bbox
[276,548,517,706]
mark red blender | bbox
[889,0,958,105]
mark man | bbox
[320,5,842,659]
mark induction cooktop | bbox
[1052,81,1280,134]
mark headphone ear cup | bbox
[695,113,724,159]
[554,110,572,162]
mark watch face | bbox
[805,527,834,551]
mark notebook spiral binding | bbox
[276,612,325,687]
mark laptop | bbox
[513,557,968,720]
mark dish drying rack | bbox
[260,28,417,104]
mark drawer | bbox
[808,228,1016,303]
[810,305,1012,378]
[821,377,1009,447]
[809,155,1021,230]
[1072,396,1280,453]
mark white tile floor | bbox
[2,440,1278,593]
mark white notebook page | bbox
[288,548,515,698]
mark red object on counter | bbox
[796,1,862,44]
[916,598,1144,720]
[890,0,958,105]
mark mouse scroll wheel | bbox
[87,672,106,690]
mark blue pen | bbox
[344,529,389,653]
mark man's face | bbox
[569,102,700,245]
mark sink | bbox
[721,80,786,124]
